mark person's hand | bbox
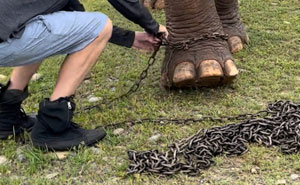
[132,32,161,52]
[158,24,169,39]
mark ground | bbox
[0,0,300,184]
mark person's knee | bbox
[99,18,113,41]
[106,19,113,38]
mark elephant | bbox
[145,0,248,88]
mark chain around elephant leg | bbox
[161,0,239,88]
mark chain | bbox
[103,111,267,129]
[127,101,300,176]
[71,35,300,176]
[79,43,162,113]
[164,32,228,50]
[68,33,300,177]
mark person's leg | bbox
[50,19,112,101]
[29,12,113,150]
[0,11,112,145]
[0,62,41,139]
[9,62,41,90]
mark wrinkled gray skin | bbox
[140,0,247,88]
[215,0,248,48]
[141,0,247,43]
[161,0,234,88]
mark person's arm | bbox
[107,0,159,35]
[110,26,135,48]
[109,27,161,51]
[62,0,160,49]
[63,0,85,11]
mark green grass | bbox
[0,0,300,184]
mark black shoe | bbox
[31,97,106,150]
[0,82,36,139]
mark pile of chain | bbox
[127,101,300,176]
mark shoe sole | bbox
[32,131,107,151]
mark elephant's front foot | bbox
[162,40,239,88]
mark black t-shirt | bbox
[0,0,159,47]
[0,0,70,41]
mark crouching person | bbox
[0,0,168,150]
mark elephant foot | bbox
[162,0,239,88]
[216,0,249,53]
[163,39,239,88]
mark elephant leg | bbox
[215,0,249,53]
[161,0,239,88]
